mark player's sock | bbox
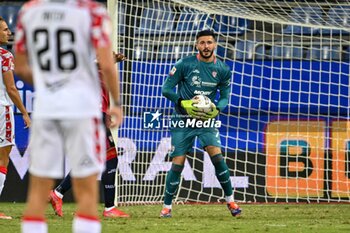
[0,167,10,219]
[101,153,118,208]
[22,216,47,233]
[225,195,234,203]
[0,166,7,195]
[53,190,63,199]
[164,163,184,205]
[104,206,114,212]
[73,214,101,233]
[55,173,72,196]
[211,154,233,196]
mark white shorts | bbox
[0,105,15,147]
[28,118,106,178]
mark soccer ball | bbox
[192,95,212,113]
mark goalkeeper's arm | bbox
[161,78,180,104]
[162,63,183,103]
[162,61,206,118]
[215,86,230,112]
[162,65,190,115]
[162,84,202,118]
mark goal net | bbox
[108,0,350,205]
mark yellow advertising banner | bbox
[266,120,325,197]
[330,121,350,198]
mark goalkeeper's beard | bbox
[199,49,214,59]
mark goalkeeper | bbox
[160,30,241,217]
[48,53,129,218]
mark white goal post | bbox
[108,0,350,205]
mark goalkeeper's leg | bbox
[160,129,194,217]
[160,156,185,218]
[207,146,241,217]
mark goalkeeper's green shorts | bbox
[169,126,222,157]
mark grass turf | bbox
[0,203,349,232]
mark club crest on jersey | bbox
[170,67,176,76]
[191,76,202,87]
[212,71,217,78]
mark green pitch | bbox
[0,203,349,232]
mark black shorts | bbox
[103,112,115,149]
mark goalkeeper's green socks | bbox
[210,154,233,196]
[164,163,184,206]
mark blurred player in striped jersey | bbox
[0,16,31,220]
[14,0,123,232]
[48,52,129,218]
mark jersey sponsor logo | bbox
[190,76,201,87]
[169,67,176,76]
[201,81,217,87]
[194,90,212,95]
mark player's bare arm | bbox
[97,46,123,128]
[2,70,31,128]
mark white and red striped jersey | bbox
[0,48,14,106]
[14,0,112,119]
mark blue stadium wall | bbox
[2,60,349,202]
[120,60,349,151]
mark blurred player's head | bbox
[0,17,11,45]
[195,30,217,61]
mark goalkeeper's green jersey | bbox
[162,54,231,112]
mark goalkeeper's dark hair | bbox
[196,30,216,41]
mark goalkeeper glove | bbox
[202,103,219,120]
[180,99,203,118]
